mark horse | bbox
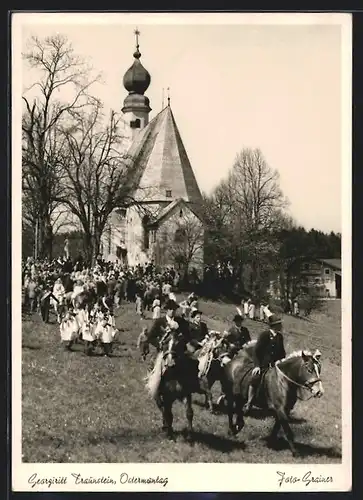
[73,289,97,312]
[142,322,201,443]
[223,340,324,457]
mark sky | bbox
[17,13,348,233]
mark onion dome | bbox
[123,32,151,95]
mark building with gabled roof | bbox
[101,32,205,275]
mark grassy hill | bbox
[21,298,342,464]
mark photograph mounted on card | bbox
[11,11,351,493]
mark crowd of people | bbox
[22,252,293,413]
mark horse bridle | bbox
[275,359,322,399]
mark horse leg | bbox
[276,410,298,457]
[267,417,281,448]
[225,390,237,436]
[234,394,245,433]
[200,376,214,413]
[161,398,174,440]
[184,394,194,444]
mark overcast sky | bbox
[17,13,349,233]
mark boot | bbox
[243,384,256,414]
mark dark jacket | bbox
[146,315,190,349]
[189,321,209,348]
[226,325,251,349]
[253,329,286,369]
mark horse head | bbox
[301,349,324,397]
[278,349,324,398]
[160,324,185,368]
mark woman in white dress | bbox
[52,278,65,323]
[60,310,80,350]
[152,298,161,319]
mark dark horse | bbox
[223,340,324,457]
[144,327,201,442]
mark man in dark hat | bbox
[143,299,181,352]
[242,314,286,414]
[188,309,209,353]
[224,314,251,357]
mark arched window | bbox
[174,227,186,243]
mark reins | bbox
[275,362,321,401]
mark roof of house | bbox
[316,258,341,270]
[125,105,203,204]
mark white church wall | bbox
[153,203,204,277]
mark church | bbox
[101,31,205,276]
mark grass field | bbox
[21,297,342,464]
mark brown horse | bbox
[223,340,324,457]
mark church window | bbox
[166,190,172,198]
[174,227,186,243]
[179,208,183,217]
[130,118,141,129]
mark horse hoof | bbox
[228,427,238,437]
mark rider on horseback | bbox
[143,299,181,352]
[187,309,209,353]
[224,314,251,358]
[243,314,286,415]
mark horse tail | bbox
[145,352,164,399]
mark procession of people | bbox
[22,246,304,423]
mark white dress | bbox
[60,316,79,342]
[94,322,114,344]
[72,285,84,301]
[52,283,65,305]
[152,305,161,319]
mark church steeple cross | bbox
[134,28,140,50]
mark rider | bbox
[187,309,209,353]
[242,313,286,414]
[224,314,251,357]
[144,299,180,351]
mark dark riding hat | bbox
[190,309,202,318]
[164,299,179,311]
[268,314,282,327]
[233,314,244,323]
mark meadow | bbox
[21,297,342,463]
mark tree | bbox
[22,34,98,259]
[208,148,290,299]
[164,209,204,280]
[57,100,135,263]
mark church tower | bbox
[103,29,204,275]
[121,29,151,138]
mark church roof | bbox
[126,106,203,204]
[149,198,204,227]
